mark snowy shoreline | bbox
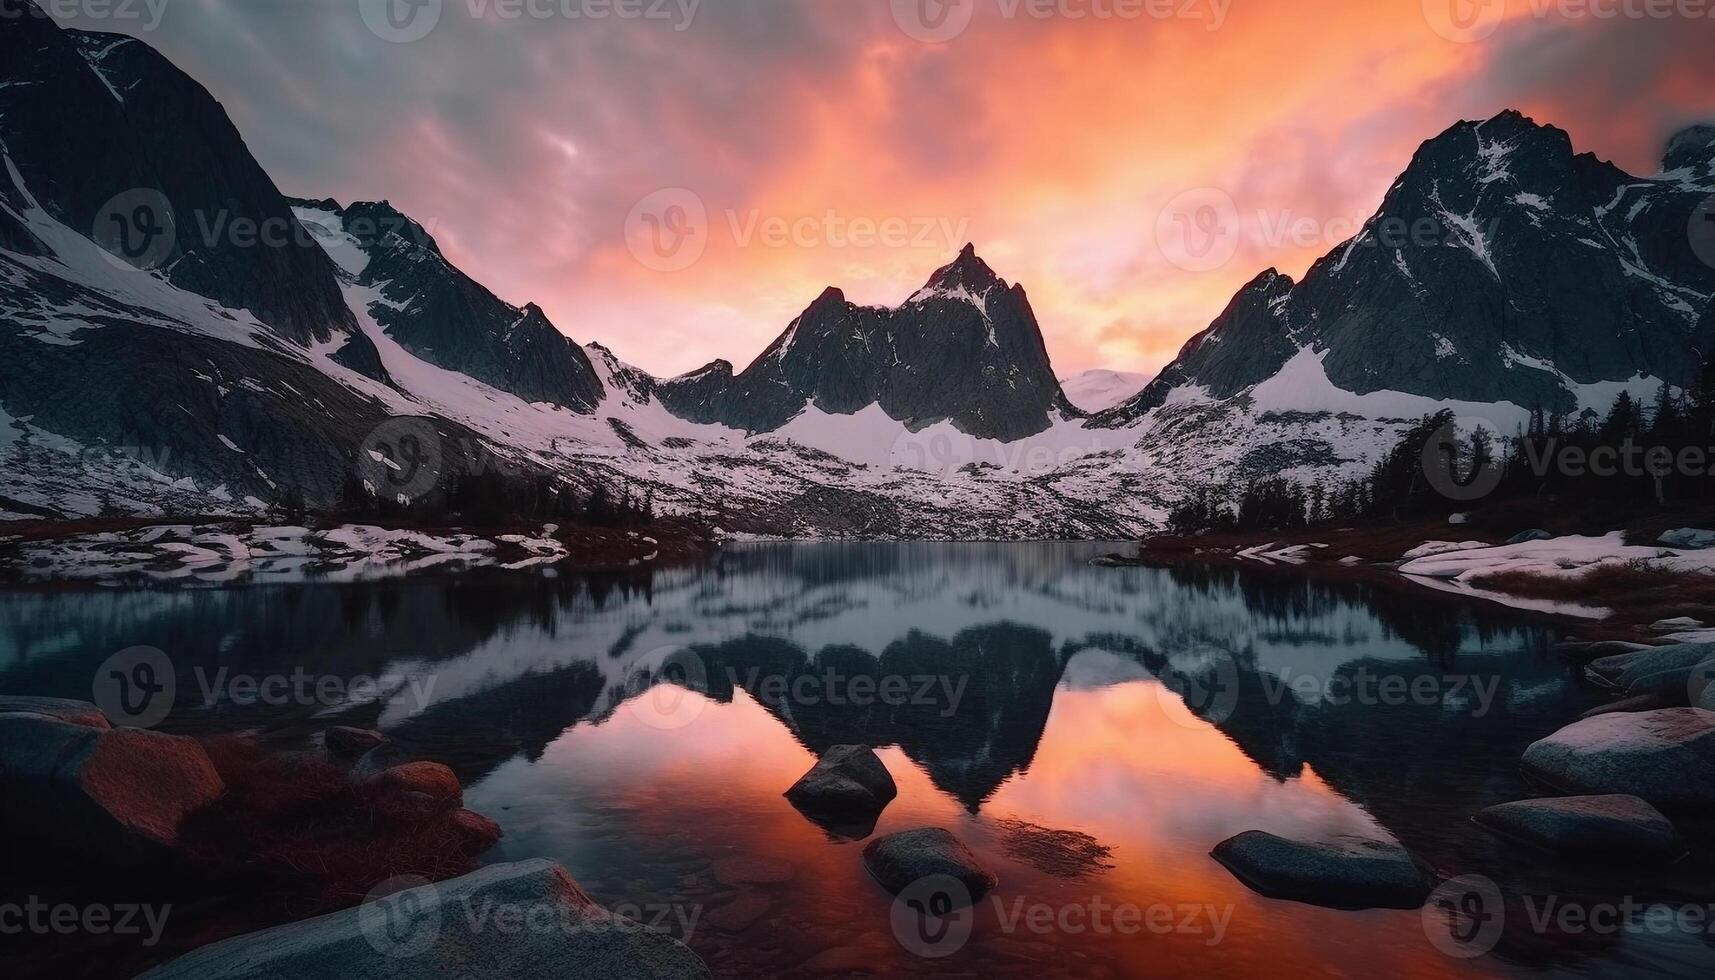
[0,520,709,586]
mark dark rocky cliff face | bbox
[301,199,604,411]
[0,3,380,375]
[1102,111,1715,425]
[658,246,1067,440]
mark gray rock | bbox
[1586,643,1715,690]
[1648,616,1704,634]
[1506,530,1554,545]
[1581,693,1678,719]
[0,696,109,728]
[0,714,223,866]
[361,762,462,810]
[135,859,711,980]
[323,726,386,759]
[1658,528,1715,549]
[784,745,898,818]
[862,828,998,907]
[1522,708,1715,809]
[1210,831,1430,910]
[1553,640,1653,666]
[1473,795,1684,862]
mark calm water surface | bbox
[3,542,1709,978]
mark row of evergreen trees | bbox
[276,469,657,528]
[1166,361,1715,535]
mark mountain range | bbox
[2,0,1712,537]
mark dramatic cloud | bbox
[51,0,1715,377]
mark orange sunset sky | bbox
[59,0,1715,377]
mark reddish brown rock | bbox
[362,761,462,809]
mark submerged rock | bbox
[0,696,110,729]
[784,745,897,825]
[135,859,711,979]
[0,715,223,868]
[1553,640,1654,666]
[1586,643,1713,691]
[862,828,998,906]
[1649,616,1704,634]
[1210,831,1430,910]
[323,726,386,759]
[1522,708,1715,809]
[1473,795,1683,862]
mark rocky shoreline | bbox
[1,698,1008,979]
[1098,525,1715,918]
[0,697,716,979]
[0,516,719,586]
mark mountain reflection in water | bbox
[3,541,1707,978]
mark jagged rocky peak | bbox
[292,195,604,411]
[1101,109,1715,428]
[583,341,658,404]
[1664,123,1715,174]
[342,199,443,256]
[917,243,1004,296]
[656,246,1064,440]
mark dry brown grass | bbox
[1471,560,1715,626]
[183,735,494,913]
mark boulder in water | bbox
[862,828,998,907]
[1522,708,1715,809]
[0,715,223,870]
[784,745,897,826]
[1473,795,1684,863]
[1210,831,1431,910]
